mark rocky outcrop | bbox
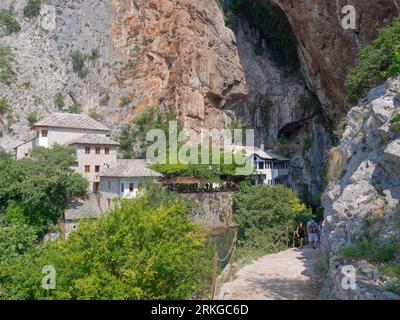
[321,77,400,300]
[272,0,397,117]
[180,192,234,229]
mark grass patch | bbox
[0,6,21,34]
[339,237,398,263]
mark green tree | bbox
[234,184,313,259]
[27,111,38,127]
[345,20,400,103]
[0,145,88,232]
[0,187,212,300]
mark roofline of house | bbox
[68,141,120,146]
[32,125,110,132]
[13,137,36,150]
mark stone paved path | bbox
[218,247,322,300]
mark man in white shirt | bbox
[307,219,319,249]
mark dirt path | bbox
[218,247,322,300]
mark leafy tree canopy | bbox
[0,145,88,233]
[234,184,314,259]
[0,186,212,300]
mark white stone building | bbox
[231,146,290,186]
[14,112,111,159]
[64,159,162,236]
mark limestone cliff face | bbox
[272,0,397,117]
[0,0,249,150]
[321,78,400,300]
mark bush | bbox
[26,111,38,127]
[23,0,41,18]
[0,7,21,34]
[345,20,400,104]
[99,93,110,106]
[390,114,400,133]
[88,110,103,122]
[71,50,88,79]
[0,46,16,85]
[53,92,65,110]
[234,184,313,260]
[67,103,82,114]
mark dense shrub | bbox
[53,93,65,110]
[234,184,313,260]
[345,20,400,104]
[23,0,42,18]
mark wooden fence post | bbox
[285,227,289,250]
[211,251,218,300]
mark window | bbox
[85,146,90,154]
[258,162,264,170]
[41,130,48,137]
[108,180,111,190]
[121,183,124,193]
[129,183,134,192]
[95,147,100,154]
[104,147,110,155]
[253,155,257,161]
[95,165,100,173]
[85,165,90,173]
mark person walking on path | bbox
[307,219,319,249]
[295,222,306,249]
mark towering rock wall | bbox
[272,0,397,117]
[321,77,400,300]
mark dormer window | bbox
[41,130,48,137]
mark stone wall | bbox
[179,192,235,229]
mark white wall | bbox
[100,176,151,200]
[37,127,108,147]
[75,144,118,191]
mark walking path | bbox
[218,247,322,300]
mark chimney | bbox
[260,143,265,150]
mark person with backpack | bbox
[307,219,319,249]
[295,222,306,249]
